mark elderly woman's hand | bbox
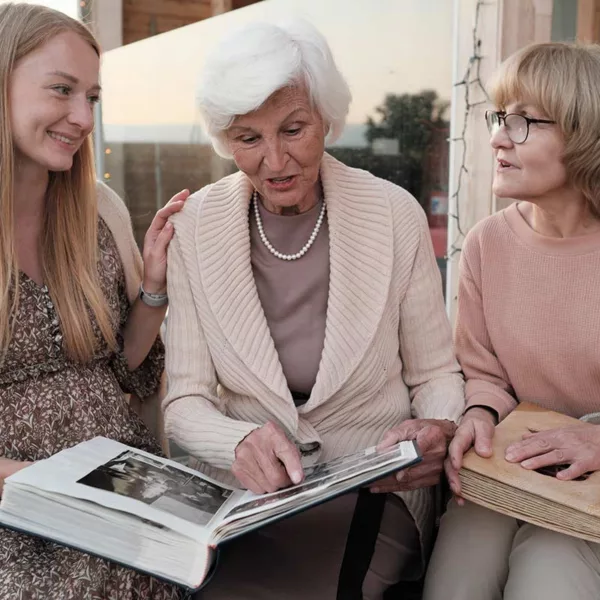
[505,422,600,480]
[444,407,496,504]
[232,421,304,494]
[142,189,190,294]
[369,419,456,493]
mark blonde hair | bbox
[0,3,116,363]
[491,42,600,216]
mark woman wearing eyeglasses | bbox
[423,42,600,600]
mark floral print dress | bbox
[0,219,184,600]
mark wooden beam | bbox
[577,0,600,42]
[122,0,212,45]
[212,0,232,16]
[500,0,552,61]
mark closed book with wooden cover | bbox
[459,402,600,543]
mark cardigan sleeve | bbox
[96,181,144,304]
[455,232,518,421]
[162,236,261,470]
[398,204,465,423]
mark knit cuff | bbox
[164,396,261,470]
[465,384,517,422]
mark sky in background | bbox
[99,0,454,145]
[0,0,78,17]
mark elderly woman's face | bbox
[490,101,568,203]
[226,86,325,213]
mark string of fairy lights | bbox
[78,0,113,181]
[447,0,490,260]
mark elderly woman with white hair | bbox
[163,19,464,599]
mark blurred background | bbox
[2,0,596,303]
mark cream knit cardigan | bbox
[163,153,465,543]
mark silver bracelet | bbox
[139,283,168,307]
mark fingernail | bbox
[165,222,173,229]
[521,460,532,469]
[396,472,405,482]
[291,471,302,484]
[505,452,515,461]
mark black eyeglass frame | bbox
[484,110,556,144]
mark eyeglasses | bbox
[485,110,556,144]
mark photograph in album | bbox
[78,451,233,526]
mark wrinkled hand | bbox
[232,422,304,494]
[369,419,456,493]
[445,407,496,504]
[0,458,32,497]
[505,422,600,481]
[142,189,190,294]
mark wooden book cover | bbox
[459,402,600,543]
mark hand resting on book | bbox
[368,419,456,493]
[504,421,600,481]
[232,421,305,494]
[0,458,31,498]
[445,407,497,504]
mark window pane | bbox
[99,0,453,288]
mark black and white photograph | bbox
[78,451,233,526]
[302,441,413,483]
[228,442,416,518]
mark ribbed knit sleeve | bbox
[455,229,518,421]
[96,181,144,305]
[395,197,465,423]
[163,237,261,469]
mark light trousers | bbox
[423,499,600,600]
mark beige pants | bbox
[195,492,420,600]
[423,500,600,600]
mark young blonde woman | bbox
[423,43,600,600]
[0,4,186,598]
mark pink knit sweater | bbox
[457,202,600,422]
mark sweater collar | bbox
[195,153,393,412]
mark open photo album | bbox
[0,436,421,590]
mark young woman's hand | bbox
[142,189,190,294]
[0,458,32,497]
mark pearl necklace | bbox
[253,190,326,261]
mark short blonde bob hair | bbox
[197,19,352,158]
[491,42,600,216]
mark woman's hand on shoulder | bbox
[445,407,496,504]
[232,422,304,494]
[0,458,32,497]
[142,189,190,294]
[504,422,600,481]
[369,418,456,493]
